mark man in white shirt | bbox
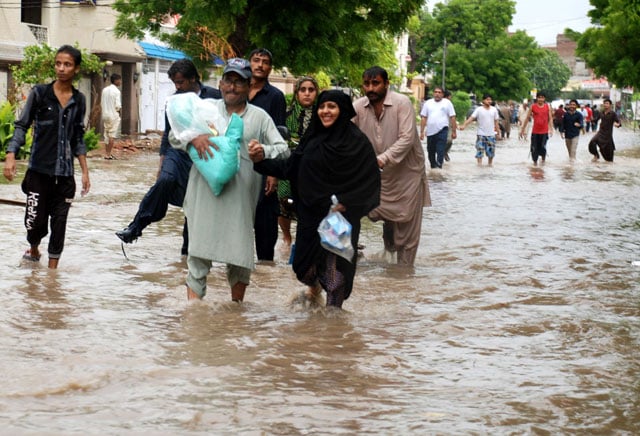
[459,93,501,166]
[101,73,121,159]
[419,86,457,168]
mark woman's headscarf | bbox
[286,76,319,140]
[295,90,380,216]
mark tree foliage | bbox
[525,49,571,100]
[112,0,422,84]
[575,0,640,88]
[10,43,104,89]
[409,0,570,102]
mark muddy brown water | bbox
[1,127,639,434]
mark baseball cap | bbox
[223,58,252,80]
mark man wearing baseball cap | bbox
[176,58,289,303]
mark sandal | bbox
[22,250,40,262]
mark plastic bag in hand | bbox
[317,195,354,262]
[166,93,243,195]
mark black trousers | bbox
[254,175,279,261]
[21,170,75,258]
[530,133,549,163]
[129,148,191,251]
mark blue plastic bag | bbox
[166,93,243,196]
[317,195,354,262]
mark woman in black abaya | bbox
[252,90,380,308]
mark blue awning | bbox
[137,42,226,66]
[138,42,188,61]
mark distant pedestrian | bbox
[559,99,583,161]
[584,104,593,132]
[419,86,457,169]
[588,98,621,162]
[553,104,565,131]
[459,93,501,166]
[519,92,553,165]
[101,73,121,159]
[591,104,600,131]
[443,89,454,161]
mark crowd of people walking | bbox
[2,44,623,310]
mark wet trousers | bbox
[376,185,424,266]
[426,127,448,168]
[530,133,548,163]
[21,170,75,259]
[130,148,191,250]
[564,136,579,160]
[588,134,615,162]
[186,255,251,298]
[254,175,279,261]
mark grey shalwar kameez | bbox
[172,99,288,297]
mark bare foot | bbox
[231,282,247,302]
[23,247,41,261]
[187,286,201,300]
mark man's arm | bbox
[494,118,501,139]
[377,98,419,169]
[4,88,38,181]
[519,107,533,138]
[419,116,427,141]
[459,114,475,131]
[449,115,458,140]
[419,101,428,140]
[271,88,287,126]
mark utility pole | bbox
[442,37,447,90]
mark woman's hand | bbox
[332,202,346,213]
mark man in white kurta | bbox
[101,73,121,159]
[174,58,288,301]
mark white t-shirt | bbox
[420,98,456,136]
[470,105,499,136]
[101,84,121,121]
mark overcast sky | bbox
[509,0,593,46]
[424,0,594,46]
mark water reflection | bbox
[0,128,639,433]
[20,269,70,330]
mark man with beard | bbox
[115,59,221,254]
[352,66,431,266]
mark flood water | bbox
[1,126,639,434]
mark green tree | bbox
[411,0,547,101]
[575,0,640,88]
[10,43,104,90]
[112,0,421,84]
[524,49,571,100]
